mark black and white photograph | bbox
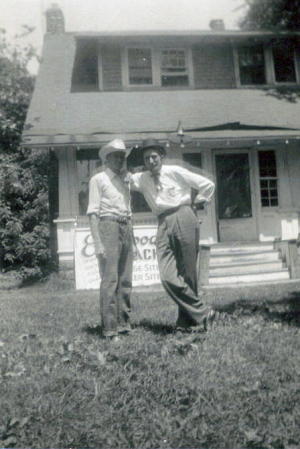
[1,0,300,447]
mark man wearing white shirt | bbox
[130,138,219,331]
[87,139,133,341]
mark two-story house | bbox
[22,4,300,287]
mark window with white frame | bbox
[236,39,299,87]
[160,49,189,86]
[237,44,266,85]
[127,48,153,85]
[258,150,279,207]
[272,41,297,83]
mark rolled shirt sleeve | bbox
[175,166,215,202]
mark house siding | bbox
[101,45,123,91]
[192,44,236,88]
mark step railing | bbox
[274,238,300,279]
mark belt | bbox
[99,215,131,224]
[158,204,191,221]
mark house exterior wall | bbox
[192,44,236,88]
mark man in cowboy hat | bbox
[87,139,133,341]
[130,138,219,331]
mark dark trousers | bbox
[156,205,210,327]
[98,220,133,337]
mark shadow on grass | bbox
[138,319,175,335]
[82,324,102,336]
[219,291,300,327]
[82,321,176,337]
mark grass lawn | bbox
[0,276,299,448]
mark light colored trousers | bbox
[156,205,210,327]
[98,220,133,337]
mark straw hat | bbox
[99,139,131,161]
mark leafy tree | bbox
[239,0,300,30]
[0,28,55,282]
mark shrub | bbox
[0,28,54,282]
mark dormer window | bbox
[272,42,297,83]
[128,48,153,85]
[237,44,266,85]
[160,49,189,86]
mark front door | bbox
[215,151,257,242]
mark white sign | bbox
[132,226,161,286]
[74,229,101,290]
[74,226,161,290]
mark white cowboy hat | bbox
[99,139,131,161]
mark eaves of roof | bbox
[67,29,300,45]
[68,29,300,38]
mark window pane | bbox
[161,49,188,86]
[260,180,268,188]
[260,168,268,177]
[161,50,185,68]
[259,150,278,207]
[128,48,152,85]
[259,151,277,177]
[261,189,269,198]
[161,75,188,86]
[216,153,252,219]
[238,45,266,85]
[270,189,278,198]
[266,168,277,177]
[273,43,296,83]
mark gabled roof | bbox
[22,33,300,148]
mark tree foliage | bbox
[239,0,300,30]
[0,28,55,282]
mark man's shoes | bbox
[110,336,121,343]
[104,335,121,343]
[118,328,131,335]
[203,309,221,331]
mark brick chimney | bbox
[209,19,225,31]
[45,3,65,34]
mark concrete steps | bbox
[208,242,290,285]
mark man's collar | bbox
[105,167,118,179]
[106,167,129,182]
[149,165,164,177]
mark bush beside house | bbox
[0,29,55,283]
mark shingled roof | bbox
[22,33,300,148]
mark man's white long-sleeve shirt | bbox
[130,164,215,216]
